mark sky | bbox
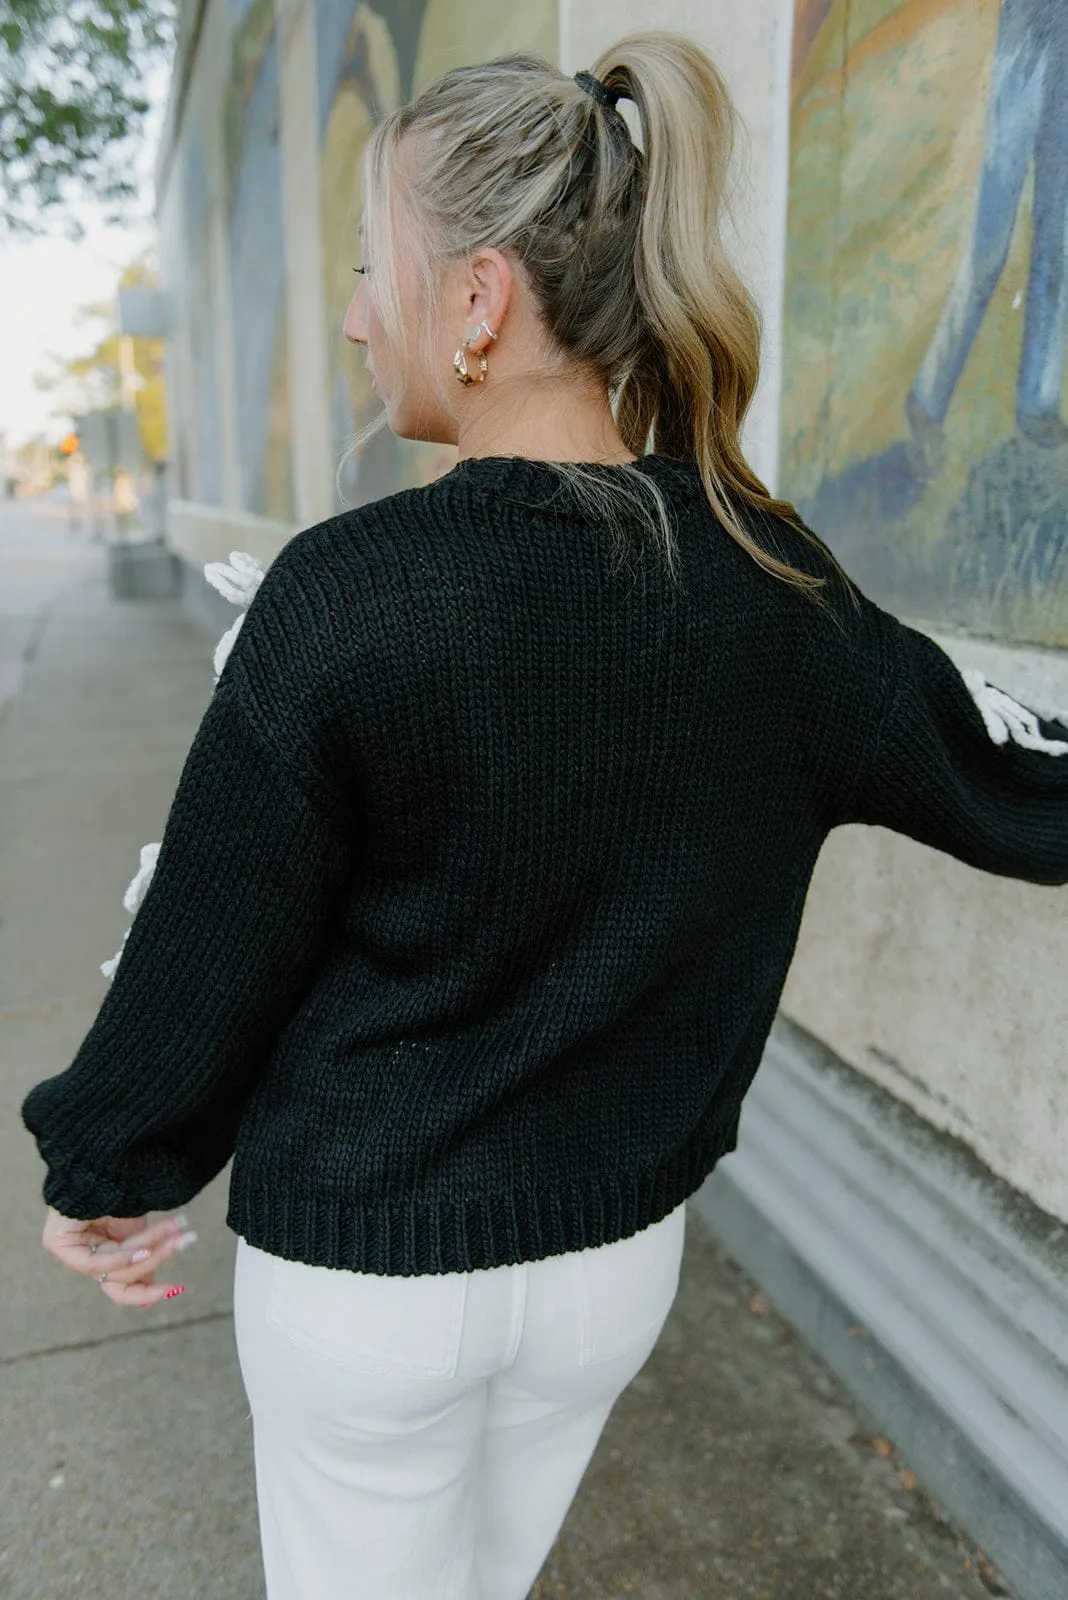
[0,219,156,445]
[0,63,169,450]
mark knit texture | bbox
[21,454,1068,1273]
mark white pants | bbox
[233,1199,687,1600]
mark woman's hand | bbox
[41,1207,198,1309]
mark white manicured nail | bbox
[174,1230,198,1252]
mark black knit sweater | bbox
[21,455,1068,1273]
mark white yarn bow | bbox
[961,667,1068,757]
[101,550,267,980]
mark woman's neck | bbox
[455,373,637,466]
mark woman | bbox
[22,30,1068,1600]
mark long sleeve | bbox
[840,602,1068,886]
[21,539,359,1219]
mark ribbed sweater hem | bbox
[224,1112,739,1276]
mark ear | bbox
[462,248,513,349]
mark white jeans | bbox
[233,1199,687,1600]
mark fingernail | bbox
[130,1248,151,1264]
[165,1286,186,1300]
[172,1212,189,1231]
[174,1230,198,1253]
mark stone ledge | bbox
[692,1015,1068,1600]
[165,500,294,573]
[915,623,1068,726]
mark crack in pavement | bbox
[1,1308,233,1366]
[0,595,56,730]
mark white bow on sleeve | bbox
[961,667,1068,757]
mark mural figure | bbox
[317,1,420,509]
[315,0,556,509]
[782,0,1068,647]
[907,0,1068,474]
[165,0,554,517]
[180,127,223,506]
[225,0,293,521]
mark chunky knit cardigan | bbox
[21,454,1068,1274]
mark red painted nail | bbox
[165,1286,186,1300]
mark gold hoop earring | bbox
[453,342,488,387]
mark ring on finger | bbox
[97,1271,110,1287]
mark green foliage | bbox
[0,0,176,234]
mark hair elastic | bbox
[574,70,620,110]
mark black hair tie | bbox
[574,70,620,110]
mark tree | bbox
[0,0,176,235]
[35,253,169,461]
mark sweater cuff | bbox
[31,1140,190,1222]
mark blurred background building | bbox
[152,4,1068,1596]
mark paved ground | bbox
[1,494,1014,1599]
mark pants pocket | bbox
[265,1255,469,1380]
[572,1201,687,1366]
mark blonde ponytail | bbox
[360,30,855,609]
[594,31,854,607]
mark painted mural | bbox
[314,0,558,509]
[782,0,1068,646]
[179,120,223,506]
[224,0,294,522]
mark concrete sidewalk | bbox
[1,497,1012,1599]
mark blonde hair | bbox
[356,29,855,609]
